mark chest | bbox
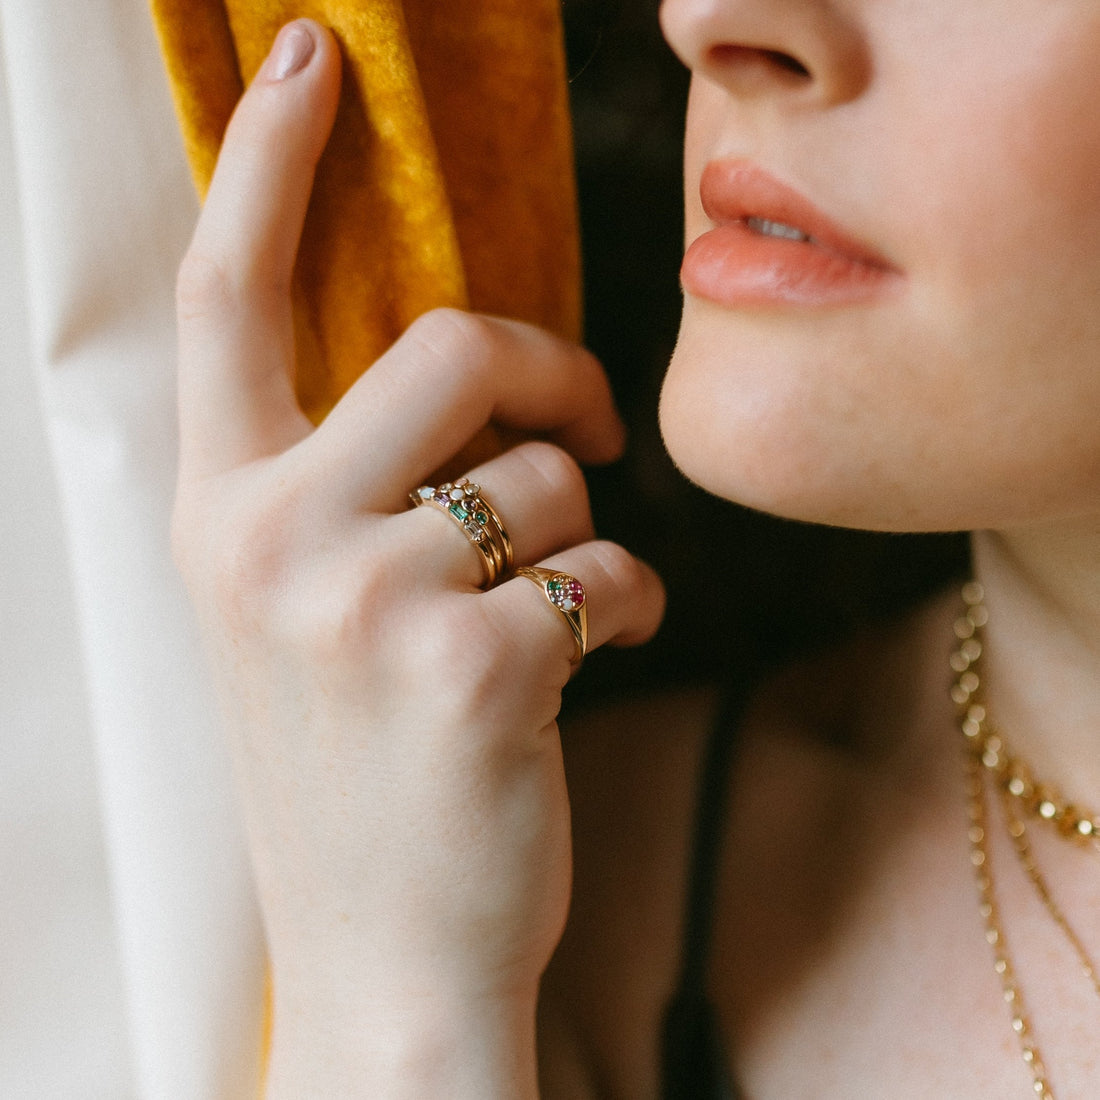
[709,784,1100,1099]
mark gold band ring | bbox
[410,478,514,587]
[515,566,588,665]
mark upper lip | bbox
[699,159,898,271]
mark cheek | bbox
[889,13,1100,311]
[885,18,1100,496]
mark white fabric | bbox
[0,1,265,1095]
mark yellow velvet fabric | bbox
[149,0,582,426]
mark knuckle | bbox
[290,572,389,667]
[512,441,588,506]
[419,599,517,701]
[404,308,499,381]
[588,539,648,594]
[207,520,288,629]
[420,597,493,670]
[176,247,288,324]
[177,482,307,630]
[176,248,236,321]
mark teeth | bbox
[745,216,810,243]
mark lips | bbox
[681,160,902,307]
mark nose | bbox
[659,0,869,107]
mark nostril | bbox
[764,49,810,78]
[709,44,812,83]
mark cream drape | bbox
[0,0,265,1094]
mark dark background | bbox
[559,0,968,709]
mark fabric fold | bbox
[1,0,268,1094]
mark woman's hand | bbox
[171,20,665,1098]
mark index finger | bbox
[175,20,341,479]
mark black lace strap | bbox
[660,675,754,1100]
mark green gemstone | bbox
[449,503,468,521]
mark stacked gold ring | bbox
[410,478,514,588]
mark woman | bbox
[172,3,1100,1096]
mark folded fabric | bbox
[150,0,582,425]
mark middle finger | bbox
[301,309,625,512]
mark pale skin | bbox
[172,3,1100,1098]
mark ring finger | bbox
[402,440,597,589]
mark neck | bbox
[970,521,1100,805]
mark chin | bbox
[660,366,857,528]
[658,344,970,535]
[659,367,1090,536]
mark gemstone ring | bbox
[514,566,588,665]
[409,478,513,587]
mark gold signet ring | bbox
[515,566,588,665]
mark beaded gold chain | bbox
[1000,793,1100,1002]
[951,583,1100,847]
[963,750,1053,1100]
[951,580,1100,1100]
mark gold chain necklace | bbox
[951,585,1100,846]
[1000,792,1100,1001]
[963,750,1053,1099]
[952,580,1100,1100]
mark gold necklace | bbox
[951,586,1100,846]
[1000,791,1100,1002]
[963,750,1053,1100]
[952,580,1100,1100]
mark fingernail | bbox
[267,21,316,81]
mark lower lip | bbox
[681,222,901,308]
